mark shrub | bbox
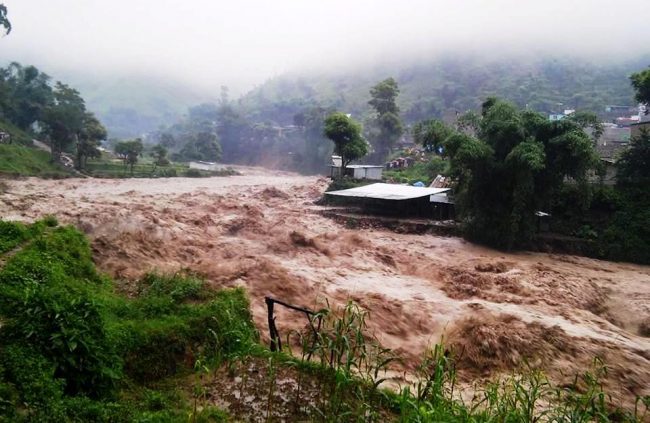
[184,168,203,177]
[0,220,27,254]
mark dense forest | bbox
[238,55,645,125]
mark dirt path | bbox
[1,168,648,404]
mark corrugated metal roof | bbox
[326,183,450,201]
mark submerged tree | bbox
[323,112,368,175]
[445,98,596,249]
[367,78,403,160]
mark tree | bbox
[177,131,221,162]
[412,119,453,153]
[617,130,650,187]
[323,112,368,175]
[367,78,403,160]
[368,77,400,115]
[445,98,596,249]
[114,139,143,175]
[567,111,604,143]
[0,3,10,35]
[0,63,54,130]
[76,113,107,170]
[151,144,169,166]
[42,82,86,163]
[630,68,650,114]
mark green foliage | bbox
[412,119,453,153]
[0,63,53,131]
[0,220,28,254]
[176,131,222,162]
[75,112,107,170]
[0,117,34,145]
[0,219,256,420]
[0,144,71,178]
[42,82,87,163]
[0,226,120,398]
[114,138,144,175]
[367,78,404,159]
[630,67,650,111]
[323,112,368,170]
[616,130,650,187]
[150,144,169,166]
[446,98,596,249]
[383,157,448,185]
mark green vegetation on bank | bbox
[0,219,257,421]
[0,219,647,421]
[0,145,71,178]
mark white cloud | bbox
[0,0,648,94]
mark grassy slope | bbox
[0,144,71,178]
[0,120,71,178]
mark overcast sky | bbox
[1,0,648,94]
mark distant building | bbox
[631,121,650,138]
[329,156,383,180]
[615,116,640,127]
[189,161,224,172]
[599,125,631,145]
[549,109,575,122]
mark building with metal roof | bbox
[325,183,454,219]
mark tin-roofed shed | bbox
[326,183,454,219]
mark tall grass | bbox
[279,301,648,422]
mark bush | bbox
[0,220,28,254]
[184,168,203,177]
[0,226,120,398]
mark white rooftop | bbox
[326,183,450,201]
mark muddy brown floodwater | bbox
[1,167,649,405]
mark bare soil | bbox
[1,168,648,405]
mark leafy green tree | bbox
[0,3,10,35]
[630,68,650,113]
[323,112,368,175]
[445,98,596,249]
[412,119,453,153]
[42,83,86,163]
[617,130,650,187]
[151,144,169,166]
[114,139,143,175]
[367,78,403,160]
[0,63,53,130]
[177,131,221,162]
[567,111,604,143]
[76,113,107,170]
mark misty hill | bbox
[239,54,649,125]
[57,72,214,139]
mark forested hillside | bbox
[239,54,647,125]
